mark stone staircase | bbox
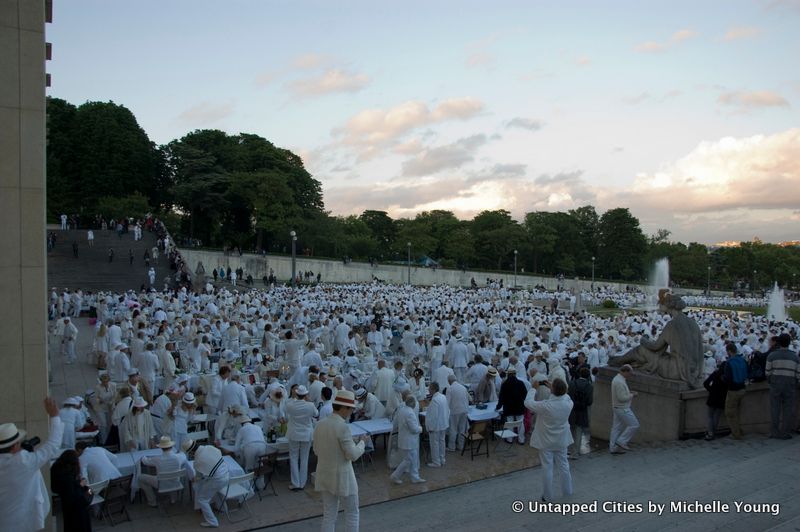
[46,227,173,292]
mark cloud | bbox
[635,29,697,53]
[465,35,499,69]
[176,101,234,125]
[723,26,762,41]
[671,29,697,42]
[718,90,790,110]
[623,92,650,105]
[506,117,544,131]
[334,97,484,160]
[624,129,800,214]
[255,71,275,87]
[401,135,487,176]
[288,69,370,97]
[575,56,592,67]
[292,53,328,69]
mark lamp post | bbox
[591,256,595,290]
[753,269,757,293]
[406,242,411,285]
[513,249,518,288]
[290,230,297,288]
[707,266,711,295]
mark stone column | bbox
[0,0,49,453]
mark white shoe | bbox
[391,477,403,485]
[199,523,218,528]
[426,463,441,468]
[411,478,427,484]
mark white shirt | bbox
[0,417,64,532]
[285,398,318,442]
[525,389,574,451]
[79,446,122,483]
[424,392,450,432]
[219,381,249,415]
[395,404,422,450]
[235,422,266,454]
[446,381,470,415]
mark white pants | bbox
[241,441,267,471]
[610,407,639,450]
[321,491,359,532]
[453,367,466,382]
[289,439,311,488]
[194,475,227,527]
[447,413,469,450]
[391,446,421,481]
[428,430,446,466]
[538,448,572,501]
[505,415,526,443]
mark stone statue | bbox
[609,292,704,389]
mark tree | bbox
[359,210,396,259]
[471,210,527,270]
[597,208,647,280]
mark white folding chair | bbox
[493,419,524,451]
[217,472,255,523]
[155,469,185,507]
[87,478,109,516]
[188,429,209,444]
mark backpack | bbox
[748,351,767,382]
[726,356,748,386]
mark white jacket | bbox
[0,417,64,532]
[313,414,364,497]
[425,392,450,432]
[285,399,318,442]
[524,389,574,451]
[395,405,422,450]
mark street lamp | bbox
[290,230,297,288]
[591,256,595,290]
[707,266,711,295]
[406,242,411,285]
[513,249,518,288]
[753,269,757,293]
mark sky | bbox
[47,0,800,244]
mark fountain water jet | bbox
[766,282,787,322]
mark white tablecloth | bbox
[351,418,393,435]
[419,401,500,422]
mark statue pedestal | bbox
[590,367,797,442]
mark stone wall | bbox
[591,367,800,442]
[178,247,721,295]
[0,0,49,451]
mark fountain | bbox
[642,258,670,309]
[766,282,787,322]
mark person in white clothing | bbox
[371,360,395,403]
[139,436,194,507]
[524,378,574,501]
[354,387,385,420]
[285,385,318,490]
[58,397,84,449]
[0,398,64,532]
[446,375,470,452]
[313,390,368,532]
[609,365,639,454]
[433,362,454,394]
[390,396,425,484]
[424,382,449,468]
[234,416,267,471]
[76,441,122,483]
[169,392,197,452]
[192,445,229,528]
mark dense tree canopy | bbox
[46,96,800,290]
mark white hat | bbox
[156,436,175,449]
[295,385,309,396]
[182,392,196,405]
[355,387,367,399]
[176,374,189,384]
[181,438,199,454]
[239,416,252,424]
[332,390,357,408]
[0,423,26,449]
[132,397,148,408]
[127,368,140,377]
[63,397,80,407]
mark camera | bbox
[21,436,40,452]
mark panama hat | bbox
[182,392,196,405]
[0,423,26,449]
[156,436,175,449]
[295,385,309,396]
[355,387,367,399]
[487,366,498,377]
[132,397,148,408]
[332,390,357,408]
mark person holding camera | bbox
[0,397,64,532]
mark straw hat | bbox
[239,416,252,424]
[355,387,367,399]
[156,436,175,449]
[132,397,148,408]
[487,366,498,377]
[182,392,196,405]
[181,438,199,455]
[295,385,309,396]
[0,423,26,449]
[332,390,357,408]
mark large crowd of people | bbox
[31,280,800,529]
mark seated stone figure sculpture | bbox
[609,291,704,389]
